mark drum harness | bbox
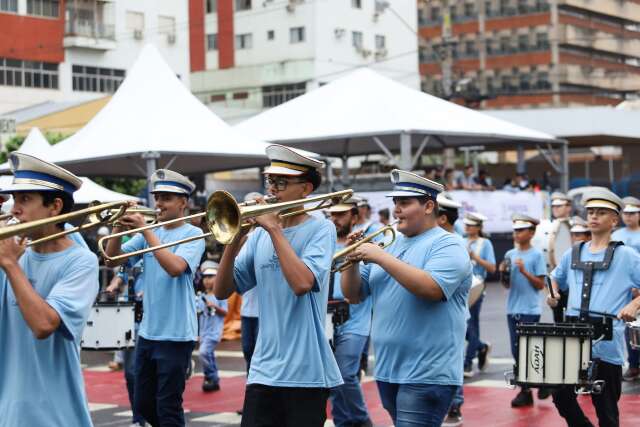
[565,240,622,393]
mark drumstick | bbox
[546,276,555,299]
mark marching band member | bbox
[570,216,591,243]
[612,196,640,381]
[549,192,573,324]
[354,197,383,236]
[0,153,99,426]
[462,212,495,378]
[548,189,640,426]
[500,214,547,408]
[104,169,205,426]
[328,197,373,427]
[215,145,342,427]
[341,169,472,427]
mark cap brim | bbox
[202,269,218,276]
[551,200,570,206]
[512,223,535,230]
[571,226,590,233]
[463,218,481,226]
[0,182,64,193]
[584,201,619,212]
[623,206,640,213]
[327,204,355,213]
[150,185,190,195]
[263,166,305,176]
[386,190,425,198]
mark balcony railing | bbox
[65,19,115,40]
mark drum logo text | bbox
[530,345,544,374]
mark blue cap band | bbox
[393,181,439,199]
[153,180,192,194]
[14,170,76,194]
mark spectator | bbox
[457,165,477,190]
[474,169,495,190]
[424,166,438,182]
[378,208,390,226]
[444,168,458,190]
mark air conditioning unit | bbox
[357,47,372,58]
[134,29,144,40]
[334,28,346,38]
[375,48,388,59]
[0,118,16,134]
[167,33,176,44]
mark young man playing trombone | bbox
[0,153,99,426]
[341,169,472,427]
[215,144,342,427]
[104,169,205,427]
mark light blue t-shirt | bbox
[551,242,640,365]
[241,287,259,318]
[454,219,465,236]
[332,242,372,337]
[353,220,383,236]
[197,293,227,343]
[0,244,99,427]
[504,247,546,315]
[233,216,343,388]
[64,222,89,249]
[122,223,205,342]
[612,227,640,253]
[359,226,472,385]
[465,237,496,280]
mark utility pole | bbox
[440,0,456,168]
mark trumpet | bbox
[331,220,399,273]
[99,189,354,262]
[0,201,131,246]
[0,212,12,222]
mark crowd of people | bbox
[1,147,639,427]
[424,164,544,193]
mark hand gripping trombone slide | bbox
[331,220,399,273]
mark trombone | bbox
[0,201,132,246]
[331,220,399,273]
[99,189,354,262]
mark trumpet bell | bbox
[206,190,241,245]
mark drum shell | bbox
[468,275,485,307]
[628,322,640,350]
[532,219,572,271]
[514,322,592,387]
[81,303,136,350]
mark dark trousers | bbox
[241,384,330,427]
[552,360,622,427]
[241,316,259,373]
[133,337,196,427]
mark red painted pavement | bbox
[84,371,640,426]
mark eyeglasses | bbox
[264,176,306,191]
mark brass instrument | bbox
[0,201,131,246]
[99,189,354,262]
[331,220,399,273]
[0,212,12,222]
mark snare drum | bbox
[628,321,640,350]
[468,275,485,308]
[511,322,593,387]
[81,303,136,350]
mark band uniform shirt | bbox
[353,220,383,236]
[0,244,99,427]
[240,287,259,318]
[359,226,472,385]
[504,247,546,315]
[465,237,496,280]
[612,227,640,253]
[551,242,640,365]
[64,222,89,249]
[197,294,227,343]
[122,223,205,342]
[332,242,372,338]
[233,216,343,388]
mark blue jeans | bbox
[450,386,464,410]
[241,316,259,373]
[377,381,456,427]
[464,294,486,368]
[626,327,640,369]
[330,333,370,427]
[507,314,541,361]
[123,338,145,425]
[199,337,220,383]
[134,337,195,427]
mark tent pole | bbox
[341,139,350,187]
[323,157,335,192]
[516,145,525,174]
[560,142,569,193]
[400,132,412,170]
[142,151,160,207]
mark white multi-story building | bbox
[189,0,420,122]
[0,0,190,115]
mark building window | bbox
[535,71,551,89]
[465,40,476,56]
[0,58,59,89]
[352,31,363,49]
[484,0,492,16]
[290,27,305,44]
[235,0,251,11]
[499,36,510,53]
[27,0,59,17]
[485,37,494,54]
[464,2,475,17]
[126,10,144,39]
[267,30,275,40]
[206,0,217,14]
[518,34,529,51]
[430,6,440,21]
[235,33,252,49]
[517,0,529,13]
[519,73,531,90]
[536,32,549,50]
[72,65,125,93]
[375,35,386,50]
[233,91,249,100]
[263,82,306,107]
[0,0,18,12]
[207,34,218,51]
[351,0,362,8]
[158,15,175,38]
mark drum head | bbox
[550,220,572,267]
[468,276,485,307]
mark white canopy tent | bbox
[47,45,275,187]
[236,68,569,190]
[0,128,139,207]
